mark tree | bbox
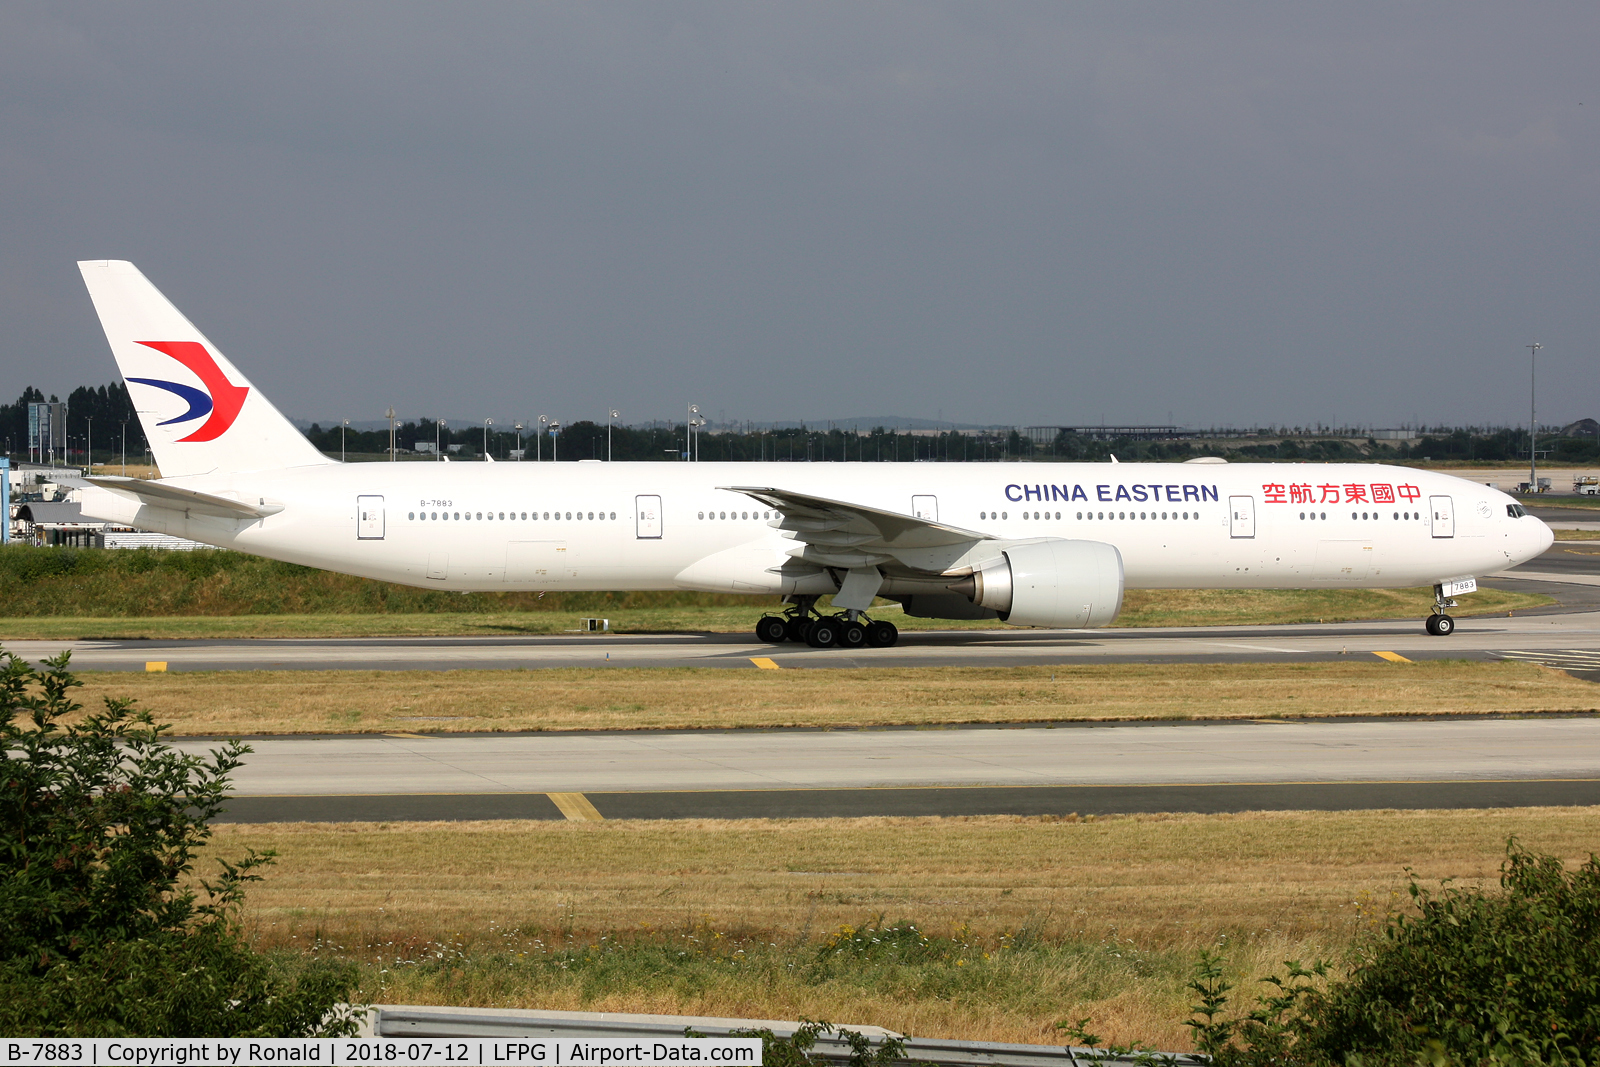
[0,648,359,1037]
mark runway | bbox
[200,715,1600,822]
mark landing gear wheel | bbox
[755,616,789,644]
[865,620,899,648]
[1428,613,1455,636]
[839,620,868,648]
[805,617,840,648]
[785,616,812,643]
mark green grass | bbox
[328,921,1201,1049]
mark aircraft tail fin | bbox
[77,260,332,478]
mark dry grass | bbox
[218,808,1600,1049]
[78,660,1600,735]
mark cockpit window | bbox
[1507,504,1529,518]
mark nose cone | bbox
[1533,516,1555,556]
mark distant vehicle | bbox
[72,261,1552,643]
[1576,476,1599,496]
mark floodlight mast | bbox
[1528,342,1542,493]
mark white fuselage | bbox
[77,460,1552,597]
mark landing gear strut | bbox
[753,596,900,648]
[1426,584,1457,637]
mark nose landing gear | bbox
[754,596,900,648]
[1425,583,1458,636]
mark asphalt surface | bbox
[197,716,1600,823]
[218,780,1600,823]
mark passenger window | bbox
[408,512,414,520]
[610,512,616,520]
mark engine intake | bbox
[948,539,1124,628]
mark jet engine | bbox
[946,539,1124,628]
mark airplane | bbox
[71,260,1554,648]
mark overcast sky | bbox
[2,3,1595,430]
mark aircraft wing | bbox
[720,485,993,572]
[86,476,283,519]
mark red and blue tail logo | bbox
[126,340,249,442]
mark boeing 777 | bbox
[71,261,1553,648]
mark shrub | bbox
[1186,840,1600,1066]
[0,648,359,1036]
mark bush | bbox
[0,647,359,1036]
[1186,840,1600,1066]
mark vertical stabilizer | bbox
[77,260,332,478]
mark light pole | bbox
[385,407,396,461]
[1528,342,1542,493]
[436,419,446,460]
[120,421,126,477]
[341,418,350,463]
[549,420,560,462]
[537,416,548,461]
[483,418,493,460]
[85,416,92,473]
[687,404,698,461]
[514,422,524,460]
[608,410,619,461]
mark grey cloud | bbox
[1,2,1595,430]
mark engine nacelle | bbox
[949,539,1124,628]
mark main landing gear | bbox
[1425,583,1457,637]
[755,595,899,649]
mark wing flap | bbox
[86,476,282,519]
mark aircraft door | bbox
[357,495,384,540]
[636,495,662,539]
[912,495,938,521]
[1430,495,1455,538]
[1228,495,1255,538]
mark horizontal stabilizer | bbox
[86,476,283,519]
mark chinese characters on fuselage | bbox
[1260,482,1418,505]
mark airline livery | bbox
[73,261,1553,648]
